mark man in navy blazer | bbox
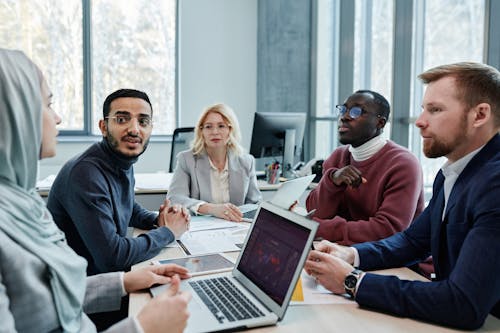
[305,62,500,330]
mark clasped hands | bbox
[157,199,191,238]
[304,240,358,295]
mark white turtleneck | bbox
[348,134,387,161]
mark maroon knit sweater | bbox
[306,141,425,245]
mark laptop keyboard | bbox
[242,209,257,220]
[189,276,265,323]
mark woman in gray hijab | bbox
[0,48,191,333]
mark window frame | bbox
[309,0,497,158]
[58,0,178,138]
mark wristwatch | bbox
[344,269,362,298]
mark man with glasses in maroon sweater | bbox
[306,90,424,245]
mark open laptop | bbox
[151,201,318,333]
[240,174,315,221]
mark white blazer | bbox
[167,149,262,208]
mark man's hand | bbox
[123,264,191,293]
[314,240,356,265]
[304,250,354,294]
[331,165,367,188]
[158,201,190,238]
[137,275,191,333]
[199,203,243,222]
[158,198,170,216]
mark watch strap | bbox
[344,269,362,298]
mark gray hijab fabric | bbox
[0,48,87,332]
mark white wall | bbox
[179,0,257,148]
[38,0,258,180]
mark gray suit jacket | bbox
[0,230,138,333]
[167,150,262,208]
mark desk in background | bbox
[36,173,173,211]
[37,173,303,210]
[129,240,500,333]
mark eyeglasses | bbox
[335,105,367,119]
[335,105,383,120]
[106,114,153,128]
[201,123,230,131]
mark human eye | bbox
[218,124,228,130]
[428,107,442,114]
[139,117,152,127]
[115,115,130,124]
[203,124,213,130]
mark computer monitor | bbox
[250,112,306,178]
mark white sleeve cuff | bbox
[190,201,207,215]
[119,272,127,297]
[355,271,365,297]
[353,247,360,268]
[132,316,145,333]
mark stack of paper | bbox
[175,216,250,255]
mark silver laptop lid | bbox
[270,174,315,209]
[231,201,318,320]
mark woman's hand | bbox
[199,203,243,222]
[137,275,191,333]
[124,264,191,293]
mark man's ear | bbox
[377,116,387,129]
[99,119,108,136]
[471,103,491,128]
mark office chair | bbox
[169,127,195,172]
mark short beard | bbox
[423,112,468,158]
[106,132,149,158]
[423,140,454,158]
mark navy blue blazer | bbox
[353,133,500,330]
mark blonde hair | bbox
[191,103,243,156]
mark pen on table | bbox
[177,239,191,255]
[305,209,316,218]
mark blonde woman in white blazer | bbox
[168,104,261,222]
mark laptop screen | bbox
[237,207,310,305]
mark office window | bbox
[409,0,485,187]
[313,0,337,159]
[0,0,176,136]
[0,0,84,130]
[91,0,176,135]
[312,0,393,159]
[353,0,394,103]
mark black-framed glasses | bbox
[106,114,153,128]
[335,105,383,120]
